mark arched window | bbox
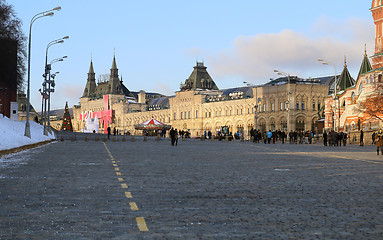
[359,83,363,95]
[351,92,356,104]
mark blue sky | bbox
[9,0,374,110]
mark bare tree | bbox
[358,82,383,121]
[0,0,26,91]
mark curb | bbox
[0,139,56,157]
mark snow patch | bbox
[0,114,55,151]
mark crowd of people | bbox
[249,128,318,145]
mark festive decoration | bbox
[79,95,112,134]
[135,116,171,130]
[60,102,73,132]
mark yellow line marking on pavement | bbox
[118,177,124,182]
[116,172,122,175]
[125,192,132,198]
[130,202,139,210]
[136,217,149,231]
[113,164,117,167]
[121,183,128,188]
[115,167,120,171]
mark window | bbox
[181,112,183,119]
[296,102,299,110]
[263,104,266,112]
[359,83,363,95]
[271,103,275,112]
[205,112,208,118]
[209,112,211,117]
[240,109,243,115]
[285,101,288,110]
[317,103,321,111]
[280,102,283,111]
[188,111,191,119]
[174,112,177,120]
[302,102,305,110]
[313,102,315,110]
[196,110,198,118]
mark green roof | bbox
[357,51,372,82]
[337,58,355,91]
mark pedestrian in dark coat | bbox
[360,130,364,146]
[170,128,176,146]
[107,126,111,139]
[375,129,383,155]
[323,132,328,146]
[113,127,117,136]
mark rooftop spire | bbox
[357,47,372,81]
[89,58,95,74]
[337,58,355,91]
[111,51,117,70]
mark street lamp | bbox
[24,6,61,138]
[318,58,339,131]
[46,56,67,133]
[42,36,68,135]
[274,70,292,132]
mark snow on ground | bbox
[0,114,55,151]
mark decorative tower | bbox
[109,53,123,94]
[371,1,383,69]
[82,59,97,97]
[180,62,219,91]
[357,47,372,82]
[60,102,73,132]
[337,57,355,91]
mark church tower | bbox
[109,54,123,94]
[82,59,97,98]
[371,0,383,69]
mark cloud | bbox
[53,84,84,109]
[206,17,374,84]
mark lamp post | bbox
[24,6,61,138]
[274,70,292,132]
[42,36,68,135]
[46,57,66,133]
[318,58,339,131]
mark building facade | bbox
[73,56,334,138]
[324,1,383,144]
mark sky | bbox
[8,0,375,111]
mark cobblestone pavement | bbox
[1,137,383,239]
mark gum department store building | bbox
[72,54,348,138]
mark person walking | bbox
[113,127,117,136]
[360,130,364,146]
[175,129,179,146]
[107,126,111,139]
[375,129,383,155]
[372,132,376,145]
[267,130,272,144]
[170,128,176,146]
[323,131,328,146]
[343,132,348,146]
